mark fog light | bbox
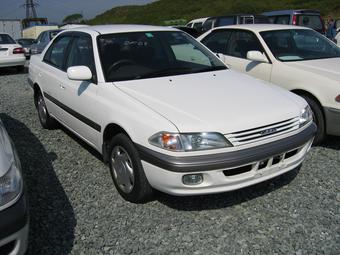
[182,174,203,185]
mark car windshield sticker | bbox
[145,33,154,38]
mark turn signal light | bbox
[13,48,25,54]
[336,95,340,103]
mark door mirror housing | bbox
[247,51,269,63]
[215,53,226,62]
[67,66,92,81]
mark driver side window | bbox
[226,30,263,59]
[65,35,96,81]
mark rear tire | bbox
[108,134,153,203]
[301,95,325,144]
[35,91,58,129]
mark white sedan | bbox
[199,24,340,144]
[29,25,315,202]
[0,34,26,71]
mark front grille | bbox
[225,117,300,146]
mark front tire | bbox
[108,134,153,203]
[301,95,325,144]
[35,91,58,129]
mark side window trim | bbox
[43,34,74,71]
[201,29,232,55]
[64,32,98,84]
[225,29,272,63]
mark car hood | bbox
[0,121,14,177]
[114,70,304,133]
[284,58,340,81]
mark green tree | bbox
[63,13,83,24]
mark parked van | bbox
[262,9,325,34]
[186,17,209,32]
[201,14,269,33]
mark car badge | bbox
[261,128,277,136]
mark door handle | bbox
[60,85,65,89]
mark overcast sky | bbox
[0,0,156,23]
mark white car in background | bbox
[29,25,315,203]
[186,17,209,32]
[0,34,26,72]
[199,24,340,144]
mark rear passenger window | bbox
[43,36,72,69]
[226,30,263,59]
[297,15,323,30]
[275,15,290,25]
[201,30,232,54]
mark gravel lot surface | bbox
[0,67,339,255]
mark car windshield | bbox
[98,31,227,82]
[260,29,340,62]
[0,34,16,44]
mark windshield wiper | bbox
[135,67,193,79]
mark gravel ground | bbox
[0,67,339,255]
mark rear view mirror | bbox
[247,51,269,63]
[67,66,92,81]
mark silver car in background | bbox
[0,119,28,255]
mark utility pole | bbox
[23,0,38,19]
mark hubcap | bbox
[37,95,47,123]
[111,146,135,194]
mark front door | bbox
[60,33,100,146]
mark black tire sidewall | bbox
[35,91,57,129]
[301,95,325,144]
[108,134,153,203]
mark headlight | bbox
[0,151,22,210]
[299,105,313,127]
[149,132,232,152]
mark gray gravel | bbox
[0,67,339,255]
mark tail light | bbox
[13,47,25,54]
[336,95,340,103]
[292,15,297,25]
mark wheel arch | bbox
[33,83,42,107]
[290,89,324,112]
[102,123,132,163]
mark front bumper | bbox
[138,123,316,195]
[0,194,29,255]
[324,107,340,136]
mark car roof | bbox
[211,24,312,32]
[263,9,320,15]
[188,17,209,23]
[70,25,178,35]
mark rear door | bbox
[40,34,73,120]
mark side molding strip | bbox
[43,92,101,132]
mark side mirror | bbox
[67,66,92,81]
[216,53,226,62]
[247,51,269,63]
